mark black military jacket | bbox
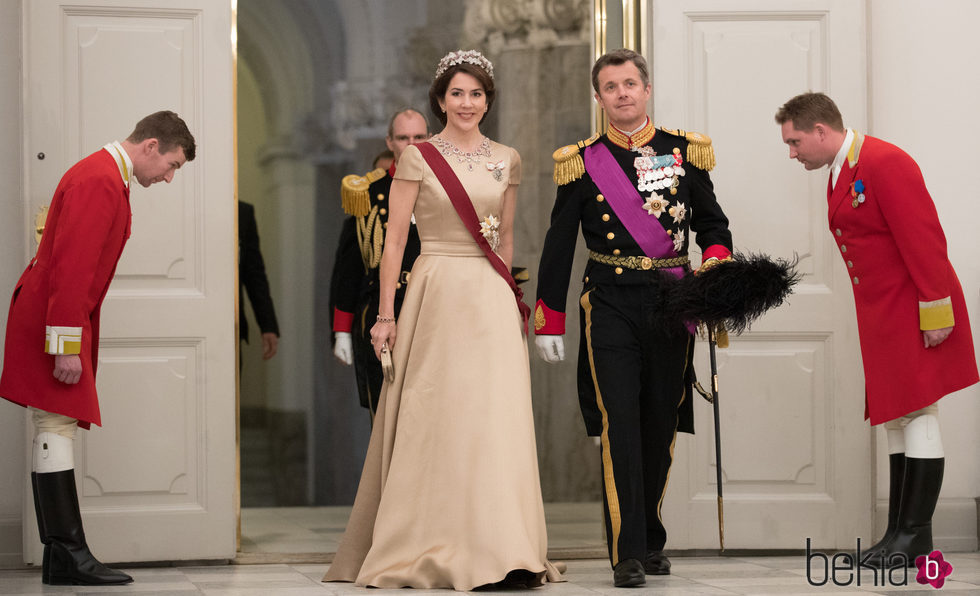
[535,125,732,333]
[331,170,421,331]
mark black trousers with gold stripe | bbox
[578,283,693,567]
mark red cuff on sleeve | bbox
[333,308,353,333]
[533,299,566,335]
[702,245,732,262]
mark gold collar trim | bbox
[846,129,865,168]
[103,141,132,187]
[606,118,656,150]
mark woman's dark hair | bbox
[428,62,496,126]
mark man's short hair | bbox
[386,108,429,139]
[372,149,394,169]
[127,110,196,161]
[774,92,845,133]
[591,49,650,93]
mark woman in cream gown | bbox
[323,50,561,591]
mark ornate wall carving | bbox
[463,0,590,51]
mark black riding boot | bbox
[32,470,133,585]
[30,473,51,584]
[868,453,905,552]
[869,457,944,567]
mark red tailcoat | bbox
[829,133,978,424]
[0,148,131,429]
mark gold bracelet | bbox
[376,315,396,324]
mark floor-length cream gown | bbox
[323,139,560,590]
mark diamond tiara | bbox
[434,50,494,80]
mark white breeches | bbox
[883,404,943,458]
[31,408,78,473]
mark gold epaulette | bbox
[659,127,716,172]
[340,167,387,216]
[552,133,600,185]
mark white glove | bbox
[333,332,353,365]
[535,335,565,363]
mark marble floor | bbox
[237,503,609,562]
[1,504,977,594]
[2,555,979,595]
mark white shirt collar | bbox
[621,116,650,137]
[830,128,855,188]
[103,141,133,188]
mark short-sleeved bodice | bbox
[395,139,521,255]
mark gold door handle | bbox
[35,205,49,245]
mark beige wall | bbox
[869,0,980,548]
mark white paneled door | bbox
[23,0,237,562]
[646,0,872,550]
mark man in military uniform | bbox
[330,109,429,417]
[328,149,392,361]
[534,49,733,587]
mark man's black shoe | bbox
[613,559,646,587]
[643,550,671,575]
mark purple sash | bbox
[583,142,684,280]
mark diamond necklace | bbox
[430,135,491,171]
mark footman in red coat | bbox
[776,92,978,567]
[0,111,196,586]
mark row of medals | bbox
[633,148,685,193]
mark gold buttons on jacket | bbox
[835,229,842,237]
[396,282,402,289]
[584,276,589,283]
[377,193,385,201]
[606,232,615,240]
[602,214,611,222]
[615,267,623,275]
[379,208,387,215]
[596,194,605,202]
[613,249,621,255]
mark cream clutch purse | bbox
[380,342,395,382]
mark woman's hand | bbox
[370,320,397,360]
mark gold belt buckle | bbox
[639,257,653,270]
[399,271,412,285]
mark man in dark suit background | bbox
[239,201,280,360]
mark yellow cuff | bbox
[919,297,954,330]
[45,326,82,355]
